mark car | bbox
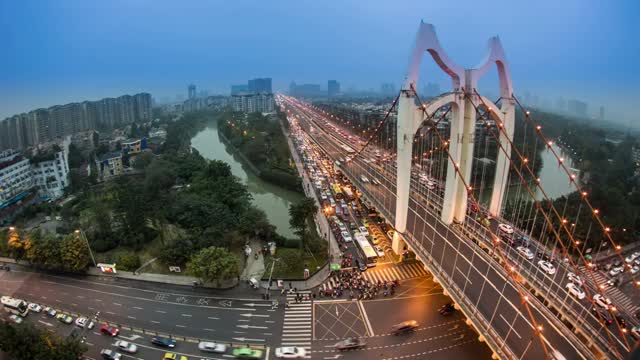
[498,223,514,234]
[320,193,327,200]
[516,246,534,260]
[566,272,583,286]
[390,320,419,335]
[625,251,640,263]
[591,307,613,325]
[9,314,23,324]
[232,347,263,359]
[606,277,620,287]
[593,294,612,309]
[341,231,352,242]
[630,326,640,340]
[632,266,640,275]
[609,266,624,276]
[538,260,556,275]
[56,313,73,324]
[374,245,385,257]
[163,353,187,360]
[115,340,138,353]
[75,317,88,327]
[100,349,122,360]
[44,306,57,317]
[28,303,42,312]
[198,341,227,353]
[100,324,119,337]
[338,223,347,232]
[151,336,176,348]
[358,226,369,236]
[566,283,585,299]
[275,346,307,358]
[335,337,366,350]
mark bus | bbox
[332,183,344,200]
[340,144,356,154]
[355,234,377,267]
[1,296,29,317]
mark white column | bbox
[454,88,477,221]
[489,99,514,216]
[441,94,465,224]
[393,89,416,253]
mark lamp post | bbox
[265,257,280,299]
[75,229,97,267]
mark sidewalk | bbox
[260,262,330,291]
[0,256,239,289]
[240,239,266,281]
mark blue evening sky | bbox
[1,0,638,124]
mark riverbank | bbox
[217,111,303,193]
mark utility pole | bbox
[75,229,97,267]
[265,257,279,298]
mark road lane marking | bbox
[39,280,256,311]
[155,310,166,314]
[113,302,122,306]
[356,300,374,336]
[151,320,160,324]
[181,314,192,317]
[203,328,215,331]
[176,325,186,328]
[128,316,136,320]
[208,316,220,320]
[38,320,53,327]
[106,311,115,315]
[133,306,143,310]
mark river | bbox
[191,119,303,238]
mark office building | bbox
[188,84,197,99]
[31,143,70,200]
[567,99,588,117]
[248,78,272,93]
[0,149,33,206]
[328,80,340,97]
[231,93,275,113]
[95,152,124,181]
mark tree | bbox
[117,254,141,271]
[288,197,318,248]
[159,237,194,266]
[0,321,87,359]
[187,246,240,284]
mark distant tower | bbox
[188,84,196,99]
[328,80,340,97]
[599,105,605,121]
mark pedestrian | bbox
[289,282,293,289]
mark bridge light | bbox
[422,104,426,109]
[581,191,588,197]
[593,209,599,214]
[562,219,568,224]
[611,306,617,312]
[536,178,540,183]
[536,125,541,131]
[616,245,622,250]
[600,284,606,289]
[570,174,576,180]
[537,325,543,332]
[605,227,611,232]
[523,158,528,163]
[547,141,553,146]
[526,111,531,116]
[523,295,529,302]
[574,241,580,245]
[510,266,516,272]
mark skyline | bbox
[1,0,638,125]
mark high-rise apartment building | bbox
[328,80,340,97]
[0,93,152,151]
[188,84,197,99]
[231,84,249,95]
[248,78,272,93]
[231,93,275,113]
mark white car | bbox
[566,283,585,299]
[498,224,514,234]
[338,223,348,232]
[609,266,624,277]
[320,193,327,200]
[593,294,612,309]
[358,226,369,236]
[516,246,534,260]
[114,340,138,354]
[374,245,385,258]
[75,317,88,328]
[198,341,227,353]
[632,266,640,275]
[566,272,583,286]
[341,231,352,242]
[538,260,556,275]
[625,251,640,263]
[28,303,42,312]
[360,175,370,183]
[275,347,307,359]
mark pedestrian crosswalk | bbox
[578,266,640,315]
[321,262,428,291]
[281,291,312,358]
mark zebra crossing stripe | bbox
[389,267,402,280]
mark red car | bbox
[100,324,119,337]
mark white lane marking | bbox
[133,306,143,310]
[127,316,136,320]
[181,314,192,317]
[203,328,215,331]
[151,320,160,324]
[38,320,53,327]
[357,300,374,336]
[113,302,122,306]
[208,316,220,320]
[175,325,186,328]
[106,311,115,315]
[155,310,166,314]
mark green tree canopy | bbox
[0,321,87,360]
[187,246,240,284]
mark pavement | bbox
[241,239,266,281]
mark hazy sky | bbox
[1,0,638,123]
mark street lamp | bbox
[265,257,280,299]
[75,229,97,267]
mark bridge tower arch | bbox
[393,22,515,254]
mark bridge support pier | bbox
[478,335,486,343]
[488,98,515,217]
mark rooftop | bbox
[97,151,122,162]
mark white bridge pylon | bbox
[393,21,515,253]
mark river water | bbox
[191,120,303,238]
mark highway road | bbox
[279,95,629,359]
[0,268,283,346]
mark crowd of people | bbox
[319,268,399,300]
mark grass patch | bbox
[263,247,327,280]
